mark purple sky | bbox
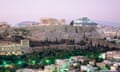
[0,0,120,25]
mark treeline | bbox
[30,39,86,47]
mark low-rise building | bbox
[110,66,117,71]
[106,51,120,60]
[80,65,87,71]
[89,60,96,66]
[0,39,30,55]
[103,60,113,65]
[96,62,106,68]
[86,64,96,72]
[55,59,70,72]
[70,56,87,63]
[0,22,10,29]
[44,64,56,72]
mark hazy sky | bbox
[0,0,120,25]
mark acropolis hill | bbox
[0,17,101,43]
[16,17,101,42]
[0,17,120,55]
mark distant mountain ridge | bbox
[15,21,39,27]
[94,20,120,27]
[14,20,120,28]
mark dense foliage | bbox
[0,47,104,72]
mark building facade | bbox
[40,18,65,26]
[0,39,30,55]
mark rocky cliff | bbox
[23,25,101,42]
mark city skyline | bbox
[0,0,120,25]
